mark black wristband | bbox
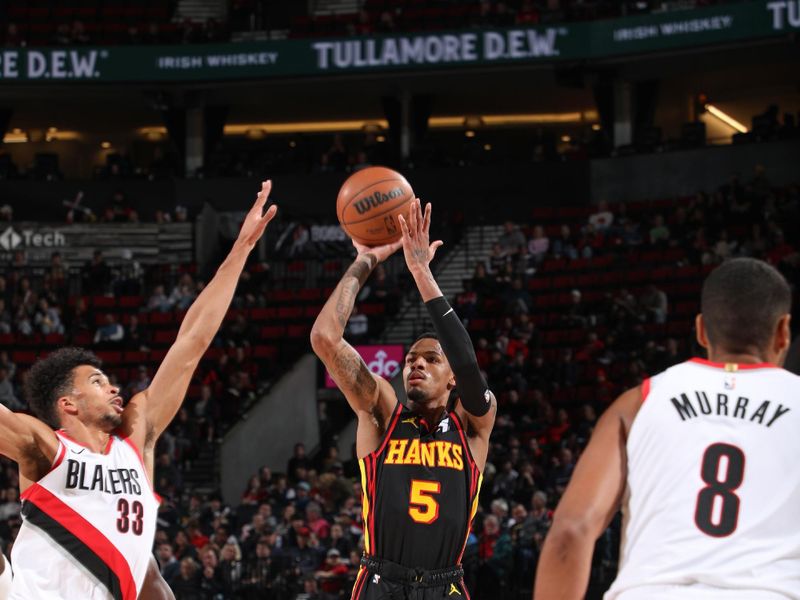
[425,296,492,417]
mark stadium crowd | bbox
[0,167,797,599]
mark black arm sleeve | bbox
[425,296,492,417]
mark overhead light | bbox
[246,128,266,140]
[704,104,747,133]
[3,131,27,143]
[430,111,597,128]
[376,135,386,143]
[463,115,484,129]
[592,124,601,131]
[483,143,492,151]
[288,140,297,148]
[362,122,384,134]
[46,130,80,142]
[101,141,111,149]
[561,135,571,143]
[465,130,476,138]
[225,119,390,135]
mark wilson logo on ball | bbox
[354,186,405,215]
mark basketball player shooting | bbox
[534,258,799,600]
[311,199,496,599]
[0,181,277,600]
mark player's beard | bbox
[101,412,123,429]
[407,387,428,403]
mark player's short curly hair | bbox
[24,347,102,428]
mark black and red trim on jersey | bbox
[20,484,137,600]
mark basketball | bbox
[336,166,415,246]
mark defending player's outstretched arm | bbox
[533,386,641,600]
[120,181,278,459]
[310,237,401,457]
[398,199,496,469]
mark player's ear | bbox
[58,394,79,417]
[695,314,709,351]
[774,314,791,355]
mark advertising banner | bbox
[324,344,404,389]
[0,2,794,83]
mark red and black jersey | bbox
[358,402,482,570]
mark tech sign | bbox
[0,225,65,252]
[325,344,403,389]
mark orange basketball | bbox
[336,166,414,246]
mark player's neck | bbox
[706,349,773,366]
[60,419,113,453]
[410,401,448,426]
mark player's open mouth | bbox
[111,397,124,412]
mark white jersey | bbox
[606,359,800,599]
[10,430,160,600]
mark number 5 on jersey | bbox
[409,480,441,524]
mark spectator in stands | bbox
[0,299,11,334]
[157,542,181,585]
[83,250,112,295]
[93,313,124,345]
[218,542,244,596]
[169,274,198,311]
[648,214,670,246]
[3,23,25,47]
[503,277,533,315]
[552,225,578,259]
[0,367,23,411]
[376,10,396,32]
[315,548,349,595]
[71,20,90,44]
[198,546,224,596]
[527,225,550,266]
[639,284,668,324]
[147,284,172,312]
[170,557,201,598]
[33,297,64,335]
[51,23,71,45]
[589,201,614,232]
[499,220,527,256]
[344,306,368,342]
[477,514,512,599]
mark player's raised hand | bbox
[351,237,402,264]
[398,198,443,272]
[236,180,278,249]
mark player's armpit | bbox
[533,387,641,600]
[121,335,207,451]
[0,408,58,480]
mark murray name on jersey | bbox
[65,458,144,496]
[670,390,791,428]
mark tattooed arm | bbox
[310,240,401,457]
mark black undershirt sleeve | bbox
[425,296,492,417]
